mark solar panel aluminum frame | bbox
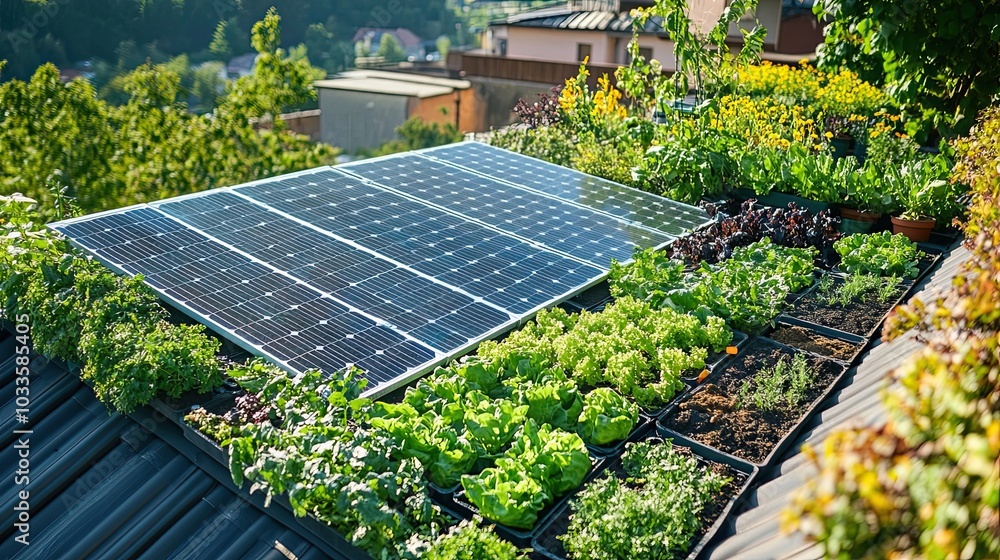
[47,168,610,399]
[335,149,683,262]
[417,141,716,238]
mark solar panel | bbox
[52,144,708,397]
[339,154,676,266]
[419,142,712,236]
[52,207,438,384]
[232,168,605,314]
[153,190,513,352]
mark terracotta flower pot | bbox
[891,216,936,243]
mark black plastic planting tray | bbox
[446,444,617,548]
[529,431,758,560]
[182,420,230,466]
[781,272,914,340]
[657,337,848,471]
[768,318,868,366]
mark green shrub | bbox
[81,320,221,413]
[489,126,575,167]
[425,519,525,560]
[562,440,729,559]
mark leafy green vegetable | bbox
[81,319,221,413]
[834,231,924,278]
[481,298,729,407]
[504,420,591,496]
[577,388,640,446]
[461,421,591,529]
[510,378,584,432]
[610,239,817,332]
[561,440,730,559]
[229,368,447,559]
[425,518,527,560]
[462,464,549,530]
[463,392,530,458]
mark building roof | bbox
[352,28,424,49]
[493,5,664,33]
[226,53,259,74]
[314,77,456,98]
[337,70,471,90]
[705,240,967,559]
[0,333,354,559]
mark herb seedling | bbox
[818,273,902,307]
[737,353,816,411]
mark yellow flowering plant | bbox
[559,58,628,138]
[738,60,822,105]
[707,95,822,150]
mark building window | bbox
[577,43,592,62]
[498,38,507,56]
[638,47,654,61]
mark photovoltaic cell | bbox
[420,142,712,236]
[233,168,606,314]
[339,154,676,267]
[154,190,513,353]
[52,207,437,384]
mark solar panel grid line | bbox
[232,167,606,315]
[51,211,317,380]
[413,148,699,240]
[418,142,715,237]
[221,186,520,322]
[143,205,445,361]
[337,153,676,267]
[333,164,639,268]
[330,167,605,270]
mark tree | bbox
[368,116,463,157]
[0,10,337,220]
[377,33,407,63]
[210,20,233,59]
[223,8,323,123]
[814,0,1000,137]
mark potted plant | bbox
[838,163,893,233]
[885,156,963,242]
[783,144,844,212]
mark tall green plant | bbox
[617,0,767,113]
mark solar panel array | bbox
[52,142,710,396]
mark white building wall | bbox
[318,89,409,153]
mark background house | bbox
[352,28,426,61]
[226,53,260,79]
[482,0,822,69]
[314,70,478,153]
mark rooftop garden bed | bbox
[2,0,996,557]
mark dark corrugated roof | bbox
[0,334,344,560]
[497,7,664,33]
[704,242,969,559]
